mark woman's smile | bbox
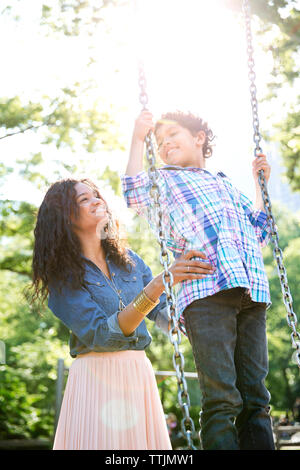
[92,205,107,216]
[93,206,109,226]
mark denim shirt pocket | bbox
[119,272,140,297]
[85,279,106,288]
[83,278,106,303]
[120,272,138,282]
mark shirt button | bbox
[97,282,101,286]
[112,272,115,276]
[118,290,121,294]
[133,276,136,280]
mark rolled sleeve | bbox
[121,171,150,191]
[106,311,124,334]
[251,209,268,227]
[106,311,137,338]
[238,192,271,246]
[121,171,168,216]
[246,209,271,246]
[152,305,169,335]
[121,171,152,216]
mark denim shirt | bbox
[48,249,169,357]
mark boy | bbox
[121,109,275,450]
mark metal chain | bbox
[243,0,300,368]
[137,61,197,449]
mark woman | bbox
[30,177,215,450]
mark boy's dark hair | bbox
[155,111,215,158]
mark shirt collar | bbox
[161,164,205,171]
[160,164,225,177]
[81,252,110,264]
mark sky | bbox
[0,0,296,215]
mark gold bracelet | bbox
[132,289,159,316]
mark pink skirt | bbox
[53,350,172,450]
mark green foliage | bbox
[40,0,127,37]
[228,0,300,192]
[0,86,122,155]
[263,206,300,412]
[272,109,300,193]
[0,97,43,134]
[0,271,71,440]
[0,200,36,275]
[1,0,127,37]
[100,165,122,196]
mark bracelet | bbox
[132,289,159,316]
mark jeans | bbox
[183,287,275,450]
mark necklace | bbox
[101,269,126,311]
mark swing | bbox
[136,0,300,450]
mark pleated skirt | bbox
[53,350,172,450]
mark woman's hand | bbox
[143,250,215,305]
[133,110,154,142]
[167,250,216,285]
[120,250,215,336]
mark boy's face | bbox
[155,122,205,167]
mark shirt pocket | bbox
[84,279,107,303]
[119,272,140,300]
[120,272,138,287]
[84,278,106,291]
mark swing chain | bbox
[243,3,263,157]
[138,61,197,450]
[243,0,300,368]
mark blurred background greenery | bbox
[0,0,300,448]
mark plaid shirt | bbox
[121,166,271,334]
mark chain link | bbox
[137,61,197,449]
[243,0,300,368]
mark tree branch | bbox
[0,123,45,140]
[0,267,31,277]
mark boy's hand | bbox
[252,154,271,184]
[126,111,154,176]
[133,110,154,142]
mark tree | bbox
[262,203,300,414]
[225,0,300,191]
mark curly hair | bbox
[30,178,134,305]
[154,111,215,158]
